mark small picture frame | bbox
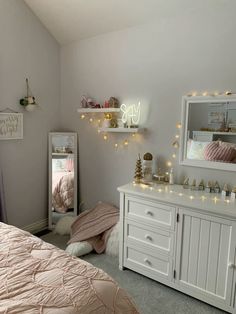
[0,113,23,140]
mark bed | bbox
[0,222,139,313]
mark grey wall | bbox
[0,0,60,227]
[60,4,236,209]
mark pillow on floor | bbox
[66,241,93,256]
[54,216,77,235]
[105,222,119,256]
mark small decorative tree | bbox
[134,154,143,183]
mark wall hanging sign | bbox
[120,102,141,126]
[0,113,23,140]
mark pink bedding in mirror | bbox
[0,222,139,314]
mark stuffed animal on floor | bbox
[54,216,119,257]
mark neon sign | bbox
[120,102,141,126]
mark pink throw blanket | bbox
[68,202,119,253]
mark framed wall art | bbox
[0,113,23,140]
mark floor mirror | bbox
[48,132,78,229]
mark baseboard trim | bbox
[22,218,48,234]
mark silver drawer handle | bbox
[145,210,153,216]
[145,234,152,241]
[144,258,151,265]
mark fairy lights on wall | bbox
[80,113,139,150]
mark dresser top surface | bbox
[118,183,236,219]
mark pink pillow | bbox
[204,141,236,162]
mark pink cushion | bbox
[204,141,236,162]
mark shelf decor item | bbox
[214,181,221,193]
[169,168,174,185]
[205,181,212,193]
[19,78,38,112]
[142,152,153,183]
[134,154,143,183]
[190,179,197,190]
[198,180,205,191]
[182,177,189,189]
[108,97,119,108]
[222,184,230,198]
[231,187,236,200]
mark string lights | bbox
[135,182,234,204]
[188,90,235,97]
[79,111,139,150]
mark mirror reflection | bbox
[186,99,236,164]
[49,132,77,229]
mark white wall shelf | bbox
[98,127,142,133]
[77,108,120,113]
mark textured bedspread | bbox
[0,223,139,314]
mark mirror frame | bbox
[180,95,236,172]
[48,132,78,229]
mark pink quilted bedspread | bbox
[0,223,139,314]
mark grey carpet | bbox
[40,232,226,314]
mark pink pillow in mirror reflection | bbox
[204,141,236,163]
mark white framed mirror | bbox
[48,132,78,229]
[180,95,236,171]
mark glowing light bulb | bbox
[172,141,179,149]
[176,123,182,129]
[132,133,136,137]
[202,91,208,96]
[97,119,101,124]
[89,118,93,123]
[175,134,180,139]
[167,161,172,167]
[124,139,129,146]
[189,195,194,200]
[192,92,197,97]
[201,196,207,201]
[114,143,118,149]
[149,187,153,191]
[225,199,230,204]
[212,197,218,203]
[104,113,112,120]
[172,154,176,159]
[225,91,232,95]
[170,190,173,193]
[158,188,162,192]
[97,129,101,134]
[80,114,85,120]
[178,193,183,197]
[103,135,108,141]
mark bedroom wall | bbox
[0,0,60,228]
[60,3,236,209]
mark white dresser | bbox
[118,183,236,313]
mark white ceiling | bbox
[24,0,232,45]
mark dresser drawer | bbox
[125,196,176,230]
[124,245,172,281]
[125,220,174,256]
